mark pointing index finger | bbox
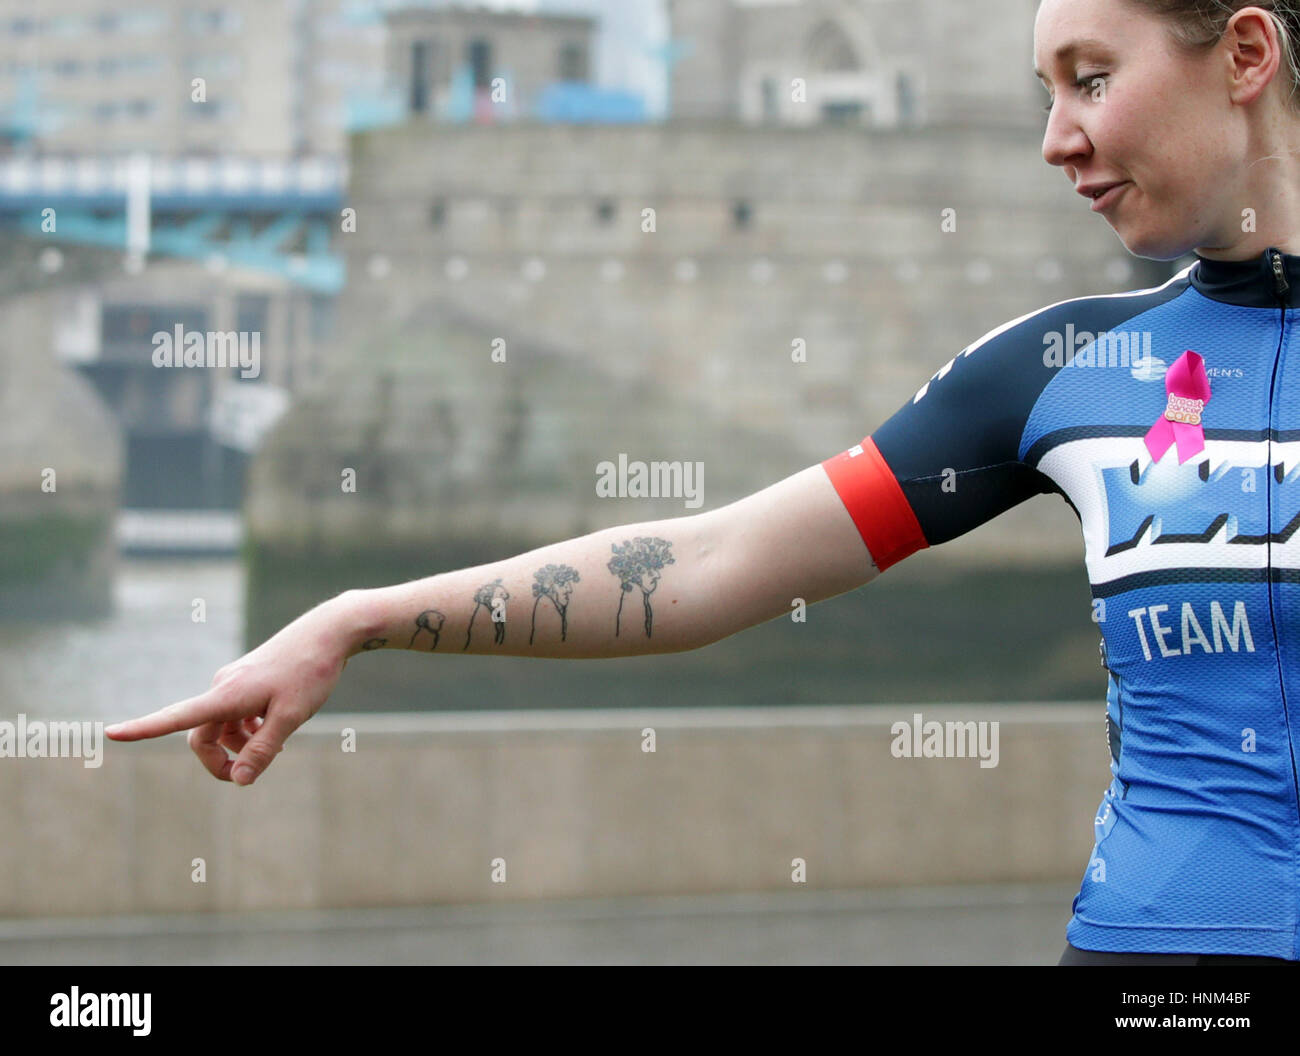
[105,690,237,741]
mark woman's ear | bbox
[1223,7,1286,107]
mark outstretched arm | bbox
[346,460,877,660]
[105,462,877,784]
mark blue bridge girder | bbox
[0,155,347,293]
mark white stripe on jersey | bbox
[910,264,1195,404]
[1036,435,1300,582]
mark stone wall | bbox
[0,241,123,620]
[251,121,1157,564]
[0,705,1104,916]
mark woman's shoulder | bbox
[940,265,1196,379]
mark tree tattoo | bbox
[530,563,580,644]
[464,577,510,650]
[607,536,675,637]
[408,608,446,650]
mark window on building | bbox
[126,98,158,120]
[467,39,492,89]
[186,10,241,34]
[897,71,917,126]
[430,198,447,228]
[308,293,335,343]
[761,77,779,122]
[411,40,431,113]
[236,293,269,340]
[187,99,239,121]
[733,199,752,229]
[822,100,864,125]
[105,55,166,76]
[558,41,587,82]
[595,198,615,224]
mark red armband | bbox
[820,436,928,572]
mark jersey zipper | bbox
[1272,248,1291,301]
[1265,249,1300,956]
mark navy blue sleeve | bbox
[868,305,1068,546]
[822,276,1193,561]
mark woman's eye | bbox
[1042,73,1108,112]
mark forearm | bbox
[331,513,722,659]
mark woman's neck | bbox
[1198,129,1300,261]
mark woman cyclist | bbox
[108,0,1300,965]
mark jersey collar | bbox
[1190,247,1300,309]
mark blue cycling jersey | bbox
[822,247,1300,959]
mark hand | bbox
[106,593,362,785]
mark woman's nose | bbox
[1042,101,1090,169]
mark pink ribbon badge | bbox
[1144,349,1211,464]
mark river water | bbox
[0,555,1105,719]
[0,558,243,723]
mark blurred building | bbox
[0,2,644,534]
[0,0,387,157]
[0,1,641,155]
[0,0,375,528]
[666,0,1044,129]
[387,5,597,122]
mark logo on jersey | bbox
[1100,456,1300,554]
[1131,355,1167,381]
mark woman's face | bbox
[1035,0,1254,260]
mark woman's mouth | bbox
[1087,182,1130,213]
